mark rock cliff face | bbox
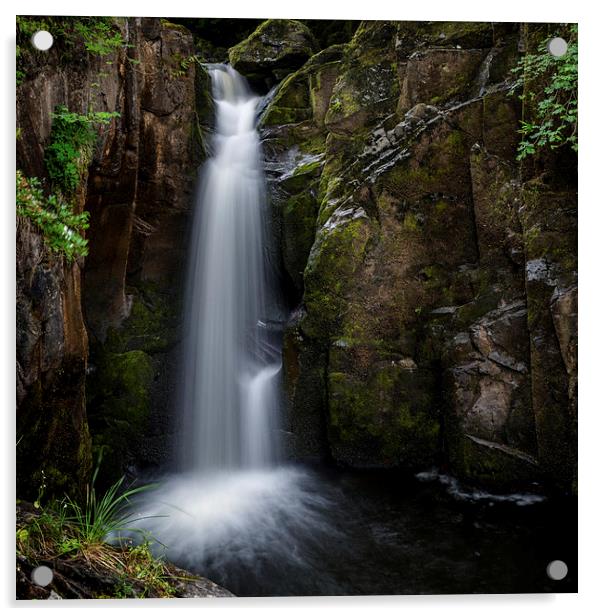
[250,20,577,492]
[16,18,208,497]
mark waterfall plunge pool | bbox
[128,465,576,596]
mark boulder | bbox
[229,19,317,88]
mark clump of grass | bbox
[62,458,156,548]
[15,452,183,598]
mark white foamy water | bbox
[179,64,281,471]
[415,469,546,506]
[128,467,340,578]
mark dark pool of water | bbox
[159,466,576,596]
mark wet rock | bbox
[519,181,577,490]
[281,309,329,461]
[15,218,91,496]
[469,144,523,282]
[398,48,487,113]
[443,301,538,485]
[265,20,575,493]
[229,20,317,89]
[328,344,439,468]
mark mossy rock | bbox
[280,185,320,293]
[327,347,439,467]
[105,283,180,354]
[87,349,154,484]
[324,58,399,136]
[281,314,329,461]
[93,350,154,426]
[228,19,317,86]
[260,44,345,128]
[399,48,486,114]
[395,21,494,53]
[303,212,375,338]
[448,434,540,490]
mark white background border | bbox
[2,0,599,613]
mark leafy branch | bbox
[16,171,90,261]
[510,25,578,160]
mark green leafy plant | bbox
[16,17,127,84]
[72,19,125,56]
[122,541,177,598]
[44,105,119,195]
[15,453,178,598]
[510,25,578,160]
[167,52,198,78]
[16,171,90,261]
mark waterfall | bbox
[180,64,281,472]
[127,65,338,592]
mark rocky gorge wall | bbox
[16,17,577,500]
[240,20,577,493]
[16,17,209,497]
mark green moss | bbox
[303,216,374,338]
[105,283,179,354]
[323,32,398,135]
[455,292,501,328]
[160,19,189,33]
[402,212,421,231]
[450,435,539,488]
[280,158,323,193]
[418,21,494,48]
[444,130,466,154]
[281,188,320,291]
[95,351,154,429]
[87,349,153,483]
[379,162,443,198]
[328,357,439,466]
[229,19,316,73]
[263,106,312,126]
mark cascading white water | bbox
[181,64,281,471]
[126,66,340,588]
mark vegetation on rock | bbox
[45,105,119,195]
[16,170,89,260]
[511,24,578,159]
[15,457,183,599]
[16,16,126,85]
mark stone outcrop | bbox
[16,18,209,496]
[83,19,209,481]
[229,19,318,89]
[260,20,577,492]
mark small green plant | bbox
[72,19,125,56]
[44,105,119,195]
[16,17,127,85]
[510,25,578,160]
[62,448,158,546]
[167,52,198,78]
[125,541,177,597]
[330,99,343,113]
[16,171,90,261]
